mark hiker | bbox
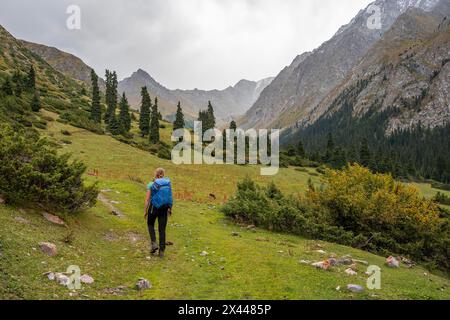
[144,168,173,258]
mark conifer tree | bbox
[104,70,118,124]
[2,78,13,96]
[359,138,371,168]
[297,140,306,158]
[31,91,40,112]
[90,69,102,123]
[173,102,185,130]
[118,92,131,134]
[139,87,151,136]
[149,97,160,143]
[206,101,216,130]
[26,65,36,90]
[230,120,237,131]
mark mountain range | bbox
[20,39,273,124]
[241,0,449,133]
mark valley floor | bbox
[0,113,449,300]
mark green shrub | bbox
[434,192,450,206]
[0,124,98,214]
[157,147,172,160]
[223,165,449,270]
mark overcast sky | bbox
[0,0,373,90]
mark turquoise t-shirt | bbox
[147,182,154,191]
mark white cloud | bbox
[0,0,373,89]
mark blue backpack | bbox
[151,178,173,209]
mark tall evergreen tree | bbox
[323,132,335,163]
[173,101,185,130]
[139,87,151,137]
[2,78,13,96]
[359,138,371,168]
[118,92,131,134]
[206,101,216,130]
[31,91,40,112]
[104,70,118,124]
[149,97,160,144]
[90,69,102,123]
[230,120,237,131]
[26,65,36,90]
[297,140,306,158]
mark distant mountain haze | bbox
[118,68,273,122]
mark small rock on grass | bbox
[347,284,364,293]
[345,268,358,276]
[231,232,240,237]
[312,260,331,270]
[136,278,152,291]
[43,212,66,226]
[39,242,57,256]
[80,274,94,284]
[200,251,209,256]
[386,256,400,268]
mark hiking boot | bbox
[159,250,165,259]
[150,242,159,254]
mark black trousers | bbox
[147,205,169,252]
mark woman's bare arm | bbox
[144,190,151,219]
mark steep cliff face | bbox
[242,0,443,130]
[20,40,106,91]
[309,7,450,134]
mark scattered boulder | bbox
[400,256,415,268]
[200,251,209,257]
[43,212,66,226]
[246,225,256,230]
[104,286,127,296]
[80,274,94,284]
[55,273,70,286]
[347,284,364,293]
[315,250,327,255]
[299,260,311,265]
[386,256,400,268]
[136,278,152,291]
[231,232,240,237]
[14,216,29,224]
[166,241,174,246]
[328,258,338,266]
[337,257,353,265]
[39,242,57,256]
[312,260,331,270]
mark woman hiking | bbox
[144,168,173,259]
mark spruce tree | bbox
[26,65,36,90]
[173,102,185,130]
[359,138,371,168]
[206,101,216,130]
[104,70,118,124]
[149,97,160,144]
[2,78,13,96]
[297,140,306,158]
[139,87,151,137]
[31,91,40,112]
[118,92,131,134]
[230,120,237,131]
[107,116,120,135]
[90,69,102,123]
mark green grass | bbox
[0,114,449,300]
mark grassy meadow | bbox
[0,111,449,300]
